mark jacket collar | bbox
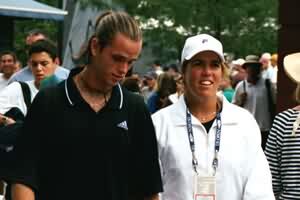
[64,67,123,110]
[171,94,239,126]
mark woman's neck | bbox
[185,94,219,123]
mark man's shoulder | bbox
[8,66,32,83]
[36,81,66,103]
[56,66,70,72]
[54,66,70,79]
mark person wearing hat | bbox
[230,58,247,88]
[141,71,158,102]
[232,55,276,150]
[265,52,300,199]
[152,34,274,200]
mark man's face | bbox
[146,77,156,89]
[90,33,142,89]
[29,52,57,86]
[0,54,17,77]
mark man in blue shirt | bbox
[8,29,69,84]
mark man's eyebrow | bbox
[112,53,138,61]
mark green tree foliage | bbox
[14,0,60,65]
[82,0,278,62]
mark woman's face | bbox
[183,51,223,100]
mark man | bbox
[8,29,69,84]
[0,39,59,117]
[151,60,163,76]
[232,55,276,149]
[141,71,157,102]
[0,51,19,90]
[10,11,162,200]
[260,52,275,82]
[0,39,59,200]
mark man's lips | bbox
[112,74,124,80]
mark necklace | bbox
[199,111,217,122]
[77,72,112,109]
[198,100,221,123]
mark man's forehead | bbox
[30,52,53,61]
[1,54,14,60]
[111,51,139,60]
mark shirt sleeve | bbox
[7,90,48,191]
[129,95,163,197]
[265,114,283,197]
[0,82,26,115]
[242,115,275,200]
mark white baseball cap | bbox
[181,34,224,64]
[284,52,300,83]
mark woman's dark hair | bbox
[155,73,177,109]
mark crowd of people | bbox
[0,9,299,200]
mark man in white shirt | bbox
[0,39,59,119]
[0,51,19,91]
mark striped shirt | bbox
[265,108,300,199]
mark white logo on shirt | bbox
[117,121,128,130]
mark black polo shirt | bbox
[12,68,163,200]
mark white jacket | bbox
[152,95,274,200]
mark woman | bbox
[152,34,274,200]
[147,72,176,113]
[265,52,300,199]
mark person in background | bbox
[230,58,246,88]
[260,52,275,83]
[165,63,179,77]
[151,60,163,76]
[8,10,162,200]
[232,55,276,149]
[270,53,278,89]
[0,39,59,200]
[141,71,157,102]
[168,74,184,104]
[265,52,300,199]
[152,33,274,200]
[0,40,59,117]
[218,63,234,102]
[122,76,141,94]
[147,72,176,113]
[8,29,69,84]
[0,51,19,91]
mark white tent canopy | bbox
[0,0,67,21]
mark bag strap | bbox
[18,81,32,110]
[243,80,246,93]
[265,79,275,120]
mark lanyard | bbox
[186,109,222,175]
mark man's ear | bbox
[54,57,60,65]
[90,37,99,56]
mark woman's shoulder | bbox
[275,108,299,122]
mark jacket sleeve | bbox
[242,115,275,200]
